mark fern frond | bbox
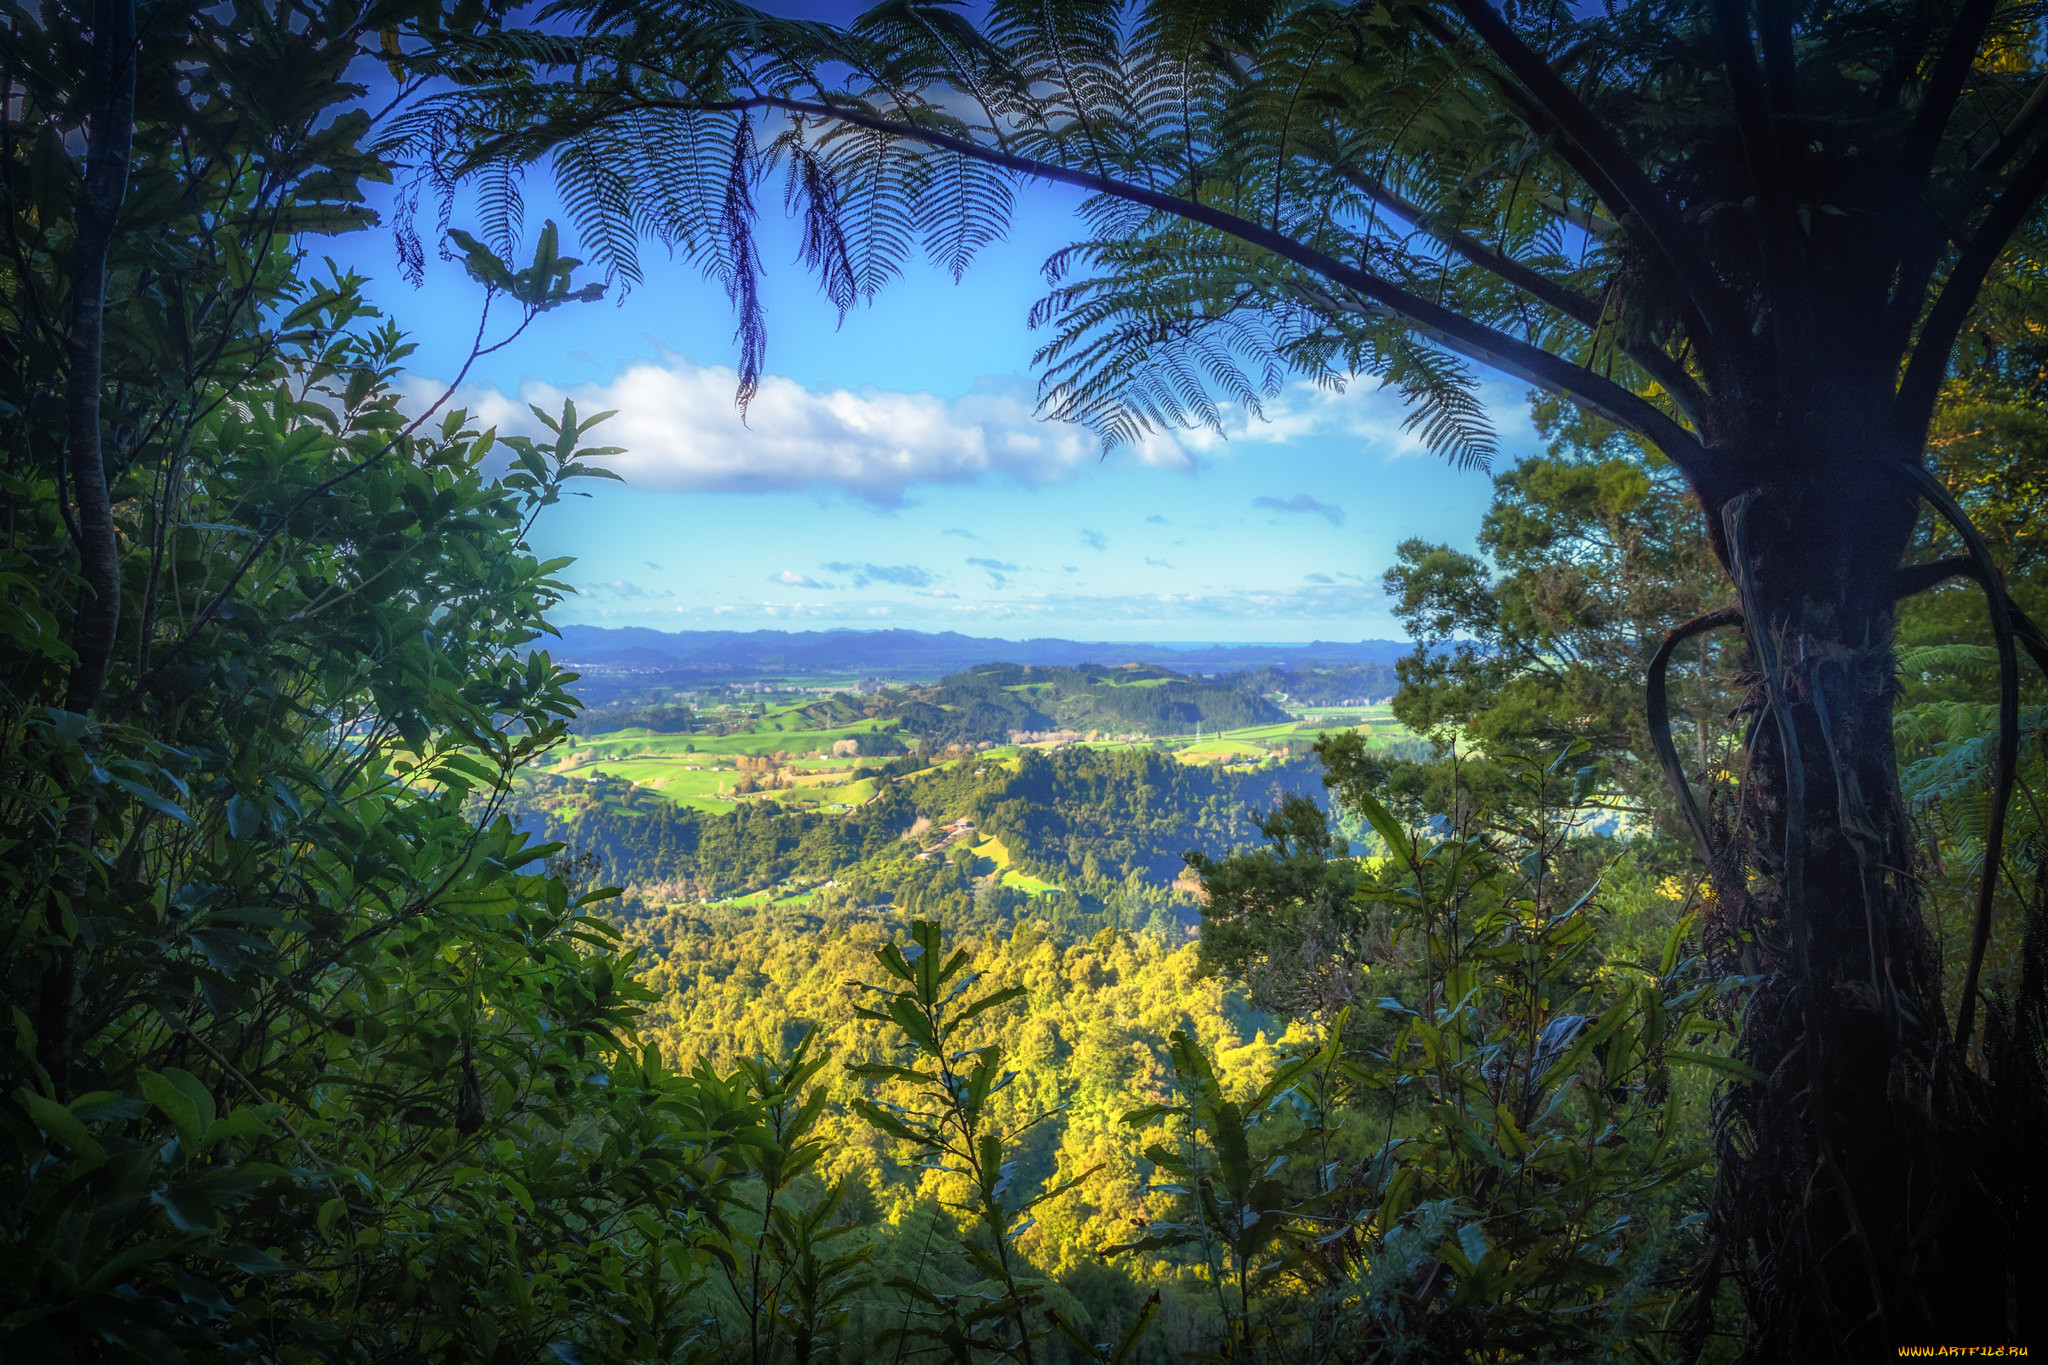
[402,0,1694,449]
[553,137,644,289]
[918,149,1013,282]
[477,160,526,259]
[721,116,765,410]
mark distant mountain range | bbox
[547,625,1411,678]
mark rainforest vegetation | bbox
[4,0,2046,1360]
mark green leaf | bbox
[954,983,1026,1025]
[1352,788,1413,868]
[214,1245,287,1276]
[1100,1229,1196,1257]
[976,1132,1004,1199]
[226,793,264,840]
[1457,1220,1489,1269]
[845,1062,934,1086]
[111,776,193,825]
[885,995,941,1054]
[1661,910,1699,979]
[851,1099,931,1147]
[140,1068,214,1149]
[1667,1049,1766,1083]
[875,942,917,984]
[10,1007,35,1064]
[447,229,516,291]
[960,1238,1008,1284]
[1109,1292,1163,1363]
[1019,1162,1103,1215]
[1119,1103,1184,1128]
[17,1087,105,1163]
[200,1108,272,1147]
[1493,1104,1531,1159]
[43,708,89,749]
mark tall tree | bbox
[406,0,2048,1351]
[1379,401,1737,831]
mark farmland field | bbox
[538,690,1418,813]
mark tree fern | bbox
[390,0,1678,450]
[918,148,1013,282]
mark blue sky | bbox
[326,133,1529,642]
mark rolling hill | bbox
[548,624,1408,678]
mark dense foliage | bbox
[406,0,2048,1347]
[601,744,1725,1362]
[7,0,2043,1357]
[1382,364,2048,1091]
[0,5,746,1357]
[1378,406,1735,832]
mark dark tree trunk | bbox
[61,0,135,716]
[1695,453,2044,1357]
[37,0,136,1096]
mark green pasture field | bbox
[575,761,884,814]
[964,836,1063,897]
[548,703,1416,814]
[555,760,737,812]
[1286,706,1400,726]
[968,836,1013,870]
[834,776,881,805]
[545,701,909,812]
[566,711,896,758]
[1148,705,1411,764]
[1173,739,1276,762]
[1186,719,1303,743]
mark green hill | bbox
[504,744,1334,928]
[877,661,1289,746]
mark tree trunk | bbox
[36,0,136,1096]
[1698,462,2042,1357]
[62,0,135,716]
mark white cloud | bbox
[421,353,1531,512]
[772,570,833,589]
[616,580,1398,631]
[1166,375,1535,464]
[444,356,1195,505]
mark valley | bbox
[503,644,1710,1361]
[506,655,1427,927]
